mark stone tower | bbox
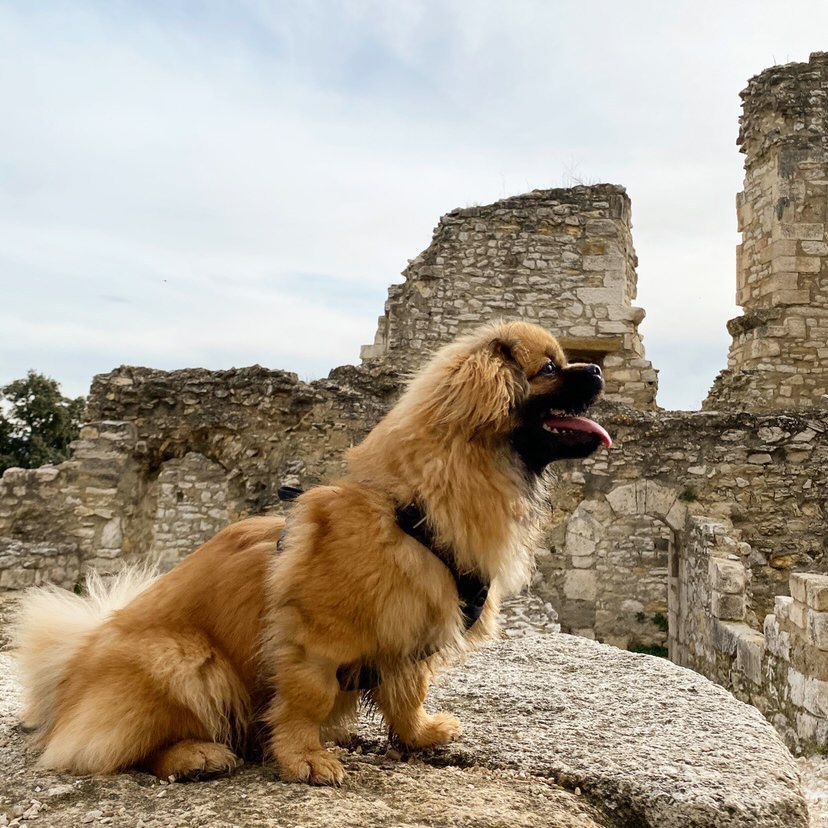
[706,52,828,410]
[361,185,659,409]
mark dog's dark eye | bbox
[540,361,558,377]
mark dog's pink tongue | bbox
[545,416,612,448]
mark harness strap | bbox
[395,503,489,631]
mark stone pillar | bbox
[706,52,828,411]
[361,185,659,409]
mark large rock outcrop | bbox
[0,627,806,828]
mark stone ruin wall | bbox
[0,364,397,588]
[543,407,827,660]
[2,55,828,754]
[707,51,828,411]
[361,185,658,410]
[672,518,828,754]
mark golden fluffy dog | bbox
[13,320,610,785]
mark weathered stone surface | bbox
[0,633,808,828]
[709,558,747,595]
[808,610,828,652]
[711,590,746,621]
[430,635,807,827]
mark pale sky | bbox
[2,1,827,410]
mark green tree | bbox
[0,371,85,473]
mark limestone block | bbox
[786,317,808,337]
[583,218,618,236]
[791,572,813,603]
[790,601,808,630]
[777,222,824,241]
[788,668,828,718]
[808,610,828,651]
[764,614,791,661]
[802,574,828,610]
[777,289,811,304]
[565,530,596,558]
[770,256,800,274]
[709,558,746,594]
[711,590,745,621]
[99,517,123,549]
[796,257,822,273]
[582,254,625,271]
[605,480,678,519]
[596,321,628,335]
[642,481,677,516]
[735,628,766,685]
[606,483,637,515]
[565,503,608,545]
[712,620,744,655]
[775,595,793,623]
[576,287,618,305]
[664,500,687,531]
[760,239,798,262]
[795,710,828,748]
[0,568,37,589]
[563,570,597,602]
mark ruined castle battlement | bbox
[707,51,828,411]
[361,185,658,410]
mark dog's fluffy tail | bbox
[12,567,157,731]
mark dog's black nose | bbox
[585,364,602,377]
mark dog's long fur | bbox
[13,320,606,784]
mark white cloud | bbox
[2,1,828,409]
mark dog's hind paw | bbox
[148,740,241,782]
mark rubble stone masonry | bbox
[361,185,658,409]
[707,51,828,410]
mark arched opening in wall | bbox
[144,452,231,572]
[123,441,241,569]
[596,512,675,656]
[558,481,687,657]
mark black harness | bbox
[276,487,490,690]
[394,503,489,631]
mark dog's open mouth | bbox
[542,415,612,448]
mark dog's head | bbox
[412,320,611,473]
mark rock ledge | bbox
[0,632,807,828]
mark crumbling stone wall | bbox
[671,517,828,754]
[361,186,659,409]
[707,51,828,411]
[0,366,396,589]
[0,422,140,588]
[538,405,827,654]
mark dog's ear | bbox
[437,337,528,432]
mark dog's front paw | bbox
[279,749,345,786]
[404,711,462,750]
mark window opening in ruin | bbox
[565,350,606,369]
